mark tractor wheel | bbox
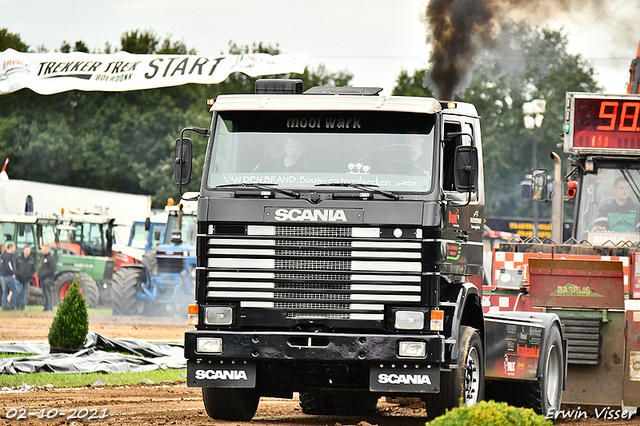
[424,325,484,419]
[111,268,149,316]
[333,394,378,416]
[202,388,260,421]
[140,250,158,277]
[505,324,564,417]
[52,271,100,308]
[299,392,336,415]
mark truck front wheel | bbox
[424,325,484,419]
[202,387,259,421]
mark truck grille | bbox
[203,224,423,324]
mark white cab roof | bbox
[210,93,476,116]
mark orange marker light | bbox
[430,309,444,331]
[188,304,199,326]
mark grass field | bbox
[0,368,186,388]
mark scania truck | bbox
[176,79,566,421]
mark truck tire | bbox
[111,268,149,316]
[140,251,158,277]
[202,387,259,421]
[333,394,378,416]
[506,324,563,416]
[424,325,484,419]
[52,271,100,308]
[299,392,335,415]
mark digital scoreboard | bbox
[565,92,640,154]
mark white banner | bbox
[0,49,308,95]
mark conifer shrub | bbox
[427,400,552,426]
[48,277,89,350]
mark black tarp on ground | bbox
[0,332,185,375]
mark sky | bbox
[2,0,639,96]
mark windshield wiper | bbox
[315,183,399,200]
[215,183,300,198]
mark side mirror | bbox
[144,217,151,231]
[531,169,548,201]
[174,137,192,185]
[453,146,478,192]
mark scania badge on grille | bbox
[264,207,364,223]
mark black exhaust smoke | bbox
[425,0,496,100]
[423,0,636,100]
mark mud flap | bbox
[369,363,440,393]
[187,360,256,388]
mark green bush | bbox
[48,277,89,349]
[427,400,552,426]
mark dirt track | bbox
[1,311,639,425]
[0,384,432,426]
[0,311,188,342]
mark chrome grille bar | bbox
[203,225,422,323]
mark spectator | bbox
[16,245,36,311]
[0,242,20,310]
[39,244,56,312]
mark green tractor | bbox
[0,213,115,308]
[54,212,117,307]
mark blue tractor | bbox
[111,195,197,316]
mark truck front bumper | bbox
[185,330,445,393]
[185,329,445,363]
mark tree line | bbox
[0,23,600,219]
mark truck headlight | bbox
[399,341,427,357]
[197,337,222,353]
[204,306,233,325]
[395,311,424,330]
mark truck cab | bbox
[178,80,565,421]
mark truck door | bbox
[441,118,484,281]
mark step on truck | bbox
[488,92,640,413]
[175,79,567,421]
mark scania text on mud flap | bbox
[488,92,640,410]
[176,79,567,421]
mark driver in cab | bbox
[592,177,639,232]
[254,137,309,172]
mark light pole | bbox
[523,99,546,238]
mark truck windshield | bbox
[206,111,436,192]
[576,166,640,245]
